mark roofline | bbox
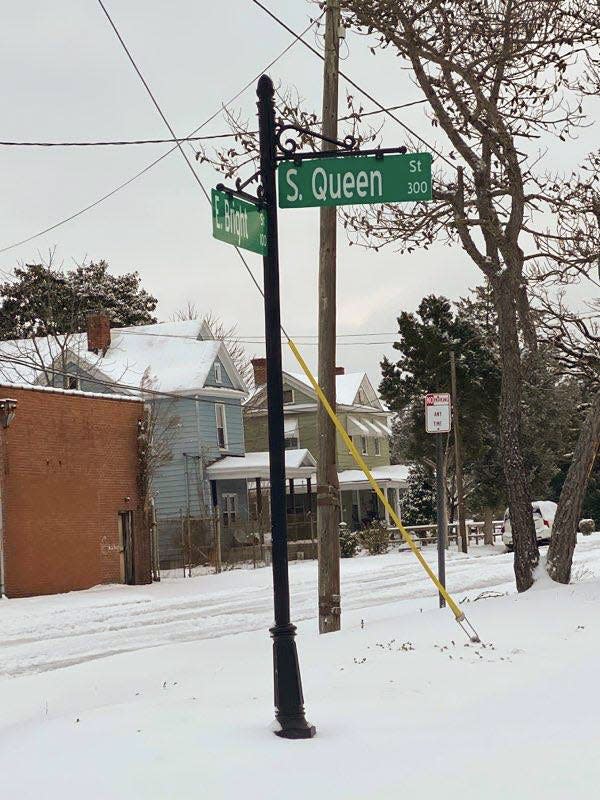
[0,382,142,403]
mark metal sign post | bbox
[425,393,451,608]
[212,70,434,736]
[256,75,316,740]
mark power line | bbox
[118,328,398,339]
[0,353,242,409]
[0,353,250,450]
[115,328,398,344]
[96,0,267,306]
[249,0,457,170]
[0,99,427,150]
[0,132,252,147]
[0,16,319,261]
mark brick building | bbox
[0,384,151,598]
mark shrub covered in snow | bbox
[359,521,390,555]
[339,524,359,558]
[579,519,596,536]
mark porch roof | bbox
[336,464,410,492]
[206,448,317,481]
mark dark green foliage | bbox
[400,464,436,526]
[0,260,158,340]
[339,524,359,558]
[550,446,600,525]
[359,521,389,555]
[382,287,590,514]
[380,291,502,508]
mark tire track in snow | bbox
[2,539,599,678]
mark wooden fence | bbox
[388,521,504,548]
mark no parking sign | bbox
[425,393,451,434]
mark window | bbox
[284,436,299,450]
[374,437,381,456]
[214,362,223,384]
[360,435,368,455]
[358,389,367,405]
[67,375,80,390]
[282,388,294,404]
[215,403,228,449]
[222,494,237,526]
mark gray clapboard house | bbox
[0,315,250,565]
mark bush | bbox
[359,521,390,555]
[339,524,359,558]
[579,519,595,536]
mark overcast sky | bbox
[0,1,596,385]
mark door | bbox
[118,511,135,585]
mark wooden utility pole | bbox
[450,351,468,553]
[317,0,341,634]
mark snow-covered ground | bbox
[2,535,600,799]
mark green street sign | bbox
[212,189,267,255]
[278,152,432,209]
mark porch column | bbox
[384,488,391,527]
[210,479,218,510]
[256,477,263,520]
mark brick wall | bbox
[0,385,150,598]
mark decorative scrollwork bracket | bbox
[275,123,357,159]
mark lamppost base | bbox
[273,717,317,740]
[271,623,316,739]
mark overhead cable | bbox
[0,15,319,259]
[248,0,456,170]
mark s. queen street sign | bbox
[278,152,432,209]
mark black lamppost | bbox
[257,74,316,739]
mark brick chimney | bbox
[251,357,267,386]
[86,312,111,356]
[335,366,345,375]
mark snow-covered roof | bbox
[0,338,55,384]
[288,371,366,406]
[0,319,247,395]
[206,448,316,480]
[244,369,385,412]
[91,325,223,393]
[336,464,410,488]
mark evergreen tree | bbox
[0,260,158,340]
[380,293,502,510]
[401,465,436,526]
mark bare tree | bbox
[137,369,181,573]
[531,163,600,582]
[336,0,600,590]
[0,253,96,389]
[0,253,157,389]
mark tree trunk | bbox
[483,506,494,546]
[493,276,539,591]
[547,389,600,583]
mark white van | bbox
[502,501,557,550]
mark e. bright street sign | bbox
[211,189,267,256]
[278,152,432,209]
[425,393,452,434]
